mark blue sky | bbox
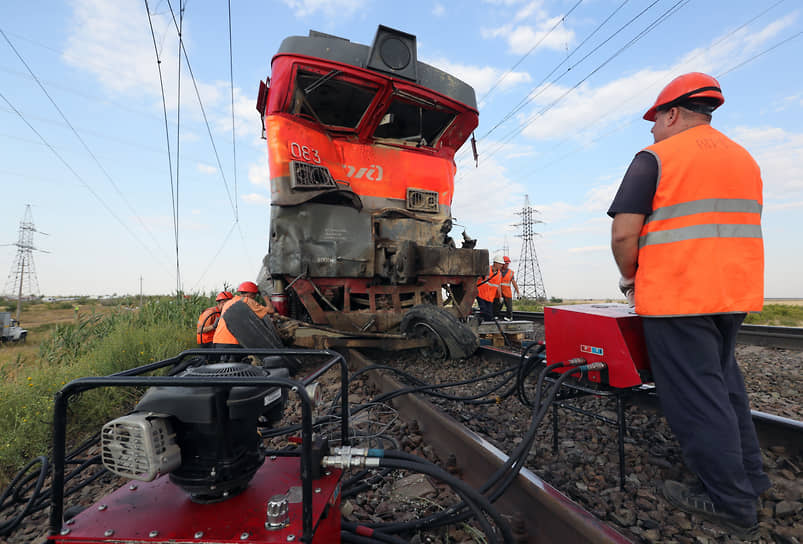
[1,0,801,299]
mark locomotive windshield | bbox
[373,95,456,146]
[289,69,376,128]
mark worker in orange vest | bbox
[196,291,233,347]
[493,256,520,320]
[608,72,767,538]
[213,281,276,349]
[476,254,503,322]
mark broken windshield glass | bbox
[288,69,376,129]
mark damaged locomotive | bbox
[255,25,487,359]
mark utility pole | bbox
[3,205,48,320]
[513,195,547,301]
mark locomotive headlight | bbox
[101,412,181,482]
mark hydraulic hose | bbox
[0,456,48,536]
[377,457,513,544]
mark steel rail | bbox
[510,311,803,350]
[483,347,803,456]
[348,349,633,544]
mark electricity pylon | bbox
[514,195,547,301]
[3,205,48,320]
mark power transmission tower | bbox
[514,195,547,301]
[3,205,48,320]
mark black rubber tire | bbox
[224,301,301,374]
[400,304,478,360]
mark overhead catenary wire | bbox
[144,0,182,292]
[479,0,691,166]
[0,90,172,274]
[0,27,169,261]
[494,0,798,184]
[164,0,238,221]
[477,0,585,106]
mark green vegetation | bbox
[744,304,803,326]
[0,295,212,484]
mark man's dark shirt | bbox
[607,151,659,217]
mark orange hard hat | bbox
[643,72,724,121]
[237,281,259,294]
[216,291,233,302]
[503,256,511,263]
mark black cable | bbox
[341,522,408,544]
[378,457,512,543]
[0,456,48,536]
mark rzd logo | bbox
[342,164,383,181]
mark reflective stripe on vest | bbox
[635,125,763,317]
[477,267,501,302]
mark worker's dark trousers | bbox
[642,314,770,522]
[477,298,494,322]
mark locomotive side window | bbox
[373,97,456,146]
[289,69,375,129]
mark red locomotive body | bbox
[256,26,486,359]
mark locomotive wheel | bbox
[410,321,448,360]
[400,304,478,360]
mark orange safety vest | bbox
[477,266,501,302]
[212,296,243,345]
[196,306,220,344]
[635,124,763,316]
[500,268,514,298]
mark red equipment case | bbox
[49,458,342,543]
[544,303,651,388]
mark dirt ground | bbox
[0,303,110,370]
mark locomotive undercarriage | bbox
[261,200,486,358]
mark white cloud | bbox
[424,57,531,97]
[248,162,270,188]
[197,163,217,175]
[729,126,803,200]
[567,245,608,254]
[242,193,270,205]
[432,3,446,17]
[280,0,368,18]
[480,15,795,147]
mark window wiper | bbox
[304,70,341,95]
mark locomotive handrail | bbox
[49,348,349,544]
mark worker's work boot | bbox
[662,480,758,540]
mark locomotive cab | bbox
[256,26,487,359]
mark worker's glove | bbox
[618,276,635,307]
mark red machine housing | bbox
[544,303,651,388]
[49,458,342,544]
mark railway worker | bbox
[476,255,504,322]
[607,72,769,538]
[196,291,233,348]
[213,281,276,350]
[494,256,520,320]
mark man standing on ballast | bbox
[608,72,770,539]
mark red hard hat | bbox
[237,281,259,294]
[503,256,511,263]
[643,72,724,121]
[216,291,233,302]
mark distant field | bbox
[0,303,112,377]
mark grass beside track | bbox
[0,295,212,485]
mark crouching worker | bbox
[213,281,276,354]
[196,291,233,348]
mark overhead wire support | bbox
[514,195,547,301]
[3,205,46,320]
